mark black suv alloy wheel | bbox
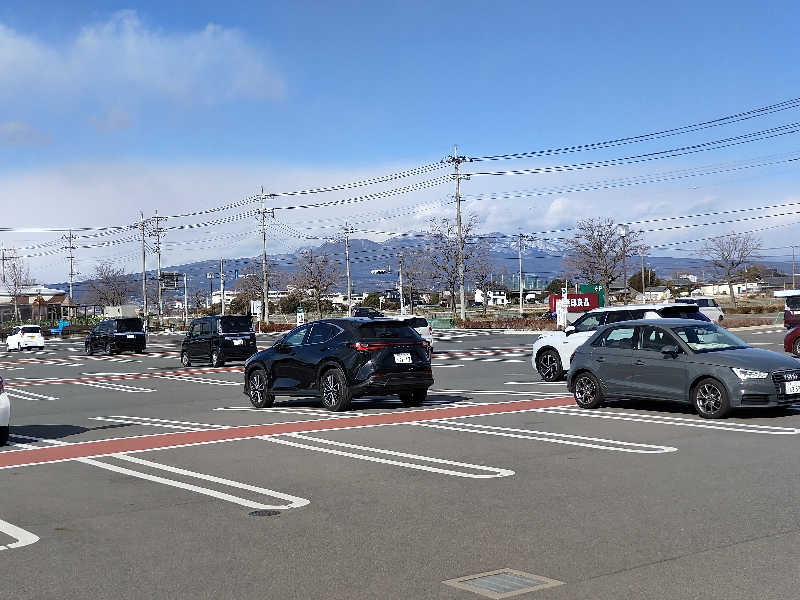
[247,368,274,408]
[320,367,351,412]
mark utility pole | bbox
[399,254,405,316]
[62,229,76,299]
[138,212,149,327]
[640,246,647,304]
[792,245,797,290]
[258,190,276,327]
[219,258,225,316]
[444,145,470,321]
[0,244,20,283]
[344,223,353,316]
[150,210,168,325]
[518,233,524,317]
[183,273,188,327]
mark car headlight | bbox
[731,368,768,380]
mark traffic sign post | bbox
[296,306,305,326]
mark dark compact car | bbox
[85,318,146,355]
[243,318,433,411]
[352,307,384,318]
[568,319,800,419]
[181,315,257,367]
[785,327,800,357]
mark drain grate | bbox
[443,569,563,599]
[248,510,281,517]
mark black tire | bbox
[85,342,94,356]
[320,367,352,412]
[573,371,604,409]
[247,367,274,408]
[793,338,800,358]
[211,349,225,367]
[180,352,192,367]
[0,425,8,447]
[399,390,426,407]
[536,349,564,382]
[104,341,113,355]
[138,347,147,354]
[693,377,731,419]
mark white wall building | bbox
[696,282,762,296]
[475,289,509,306]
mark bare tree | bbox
[427,214,480,317]
[235,261,280,319]
[563,218,642,300]
[470,248,494,316]
[290,249,341,319]
[401,249,433,314]
[3,255,34,320]
[702,232,762,306]
[84,262,134,307]
[191,289,208,316]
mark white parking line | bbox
[74,381,154,393]
[155,375,239,386]
[6,388,58,402]
[413,421,678,453]
[536,407,800,434]
[11,434,309,510]
[260,433,515,478]
[0,518,39,551]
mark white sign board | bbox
[296,307,305,326]
[556,299,568,329]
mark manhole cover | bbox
[248,510,281,517]
[443,569,563,599]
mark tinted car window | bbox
[593,326,636,349]
[657,306,709,321]
[638,326,676,352]
[786,296,800,310]
[407,317,428,328]
[604,310,632,324]
[573,312,604,332]
[219,316,252,333]
[116,318,143,333]
[21,326,41,334]
[308,323,338,344]
[283,325,309,346]
[359,323,420,339]
[199,321,211,335]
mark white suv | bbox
[531,304,709,381]
[674,297,725,322]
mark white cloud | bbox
[89,108,132,133]
[0,120,50,145]
[0,11,286,106]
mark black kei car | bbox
[85,318,146,355]
[181,315,257,367]
[243,318,434,411]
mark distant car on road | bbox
[181,315,256,368]
[785,327,800,357]
[777,291,800,329]
[243,318,433,411]
[0,375,8,446]
[568,319,800,418]
[353,307,384,318]
[674,297,725,322]
[6,325,44,351]
[531,304,709,381]
[85,318,146,355]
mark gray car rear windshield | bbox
[219,316,253,333]
[359,323,420,339]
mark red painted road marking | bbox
[0,397,575,469]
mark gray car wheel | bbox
[536,350,563,382]
[573,372,603,409]
[693,378,731,419]
[320,367,352,412]
[247,367,274,409]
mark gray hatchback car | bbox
[567,319,800,418]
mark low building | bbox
[474,289,509,306]
[696,282,762,296]
[634,286,673,302]
[0,285,78,322]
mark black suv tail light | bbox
[348,341,424,352]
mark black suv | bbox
[85,318,146,355]
[243,318,433,411]
[181,315,257,367]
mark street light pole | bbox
[518,233,524,317]
[640,246,647,304]
[617,224,630,304]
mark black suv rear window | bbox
[359,322,420,339]
[219,316,253,333]
[656,306,706,320]
[116,318,143,332]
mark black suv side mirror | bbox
[661,344,680,357]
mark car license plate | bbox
[394,353,412,364]
[785,381,800,395]
[127,334,135,339]
[233,339,243,345]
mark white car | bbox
[674,297,725,322]
[531,303,710,381]
[0,375,9,446]
[6,325,45,351]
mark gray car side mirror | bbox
[661,344,680,357]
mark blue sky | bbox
[1,1,799,281]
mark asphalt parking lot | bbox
[2,327,799,600]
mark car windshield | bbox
[21,326,40,334]
[670,324,748,353]
[787,296,800,310]
[116,318,143,333]
[359,322,420,339]
[219,316,253,333]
